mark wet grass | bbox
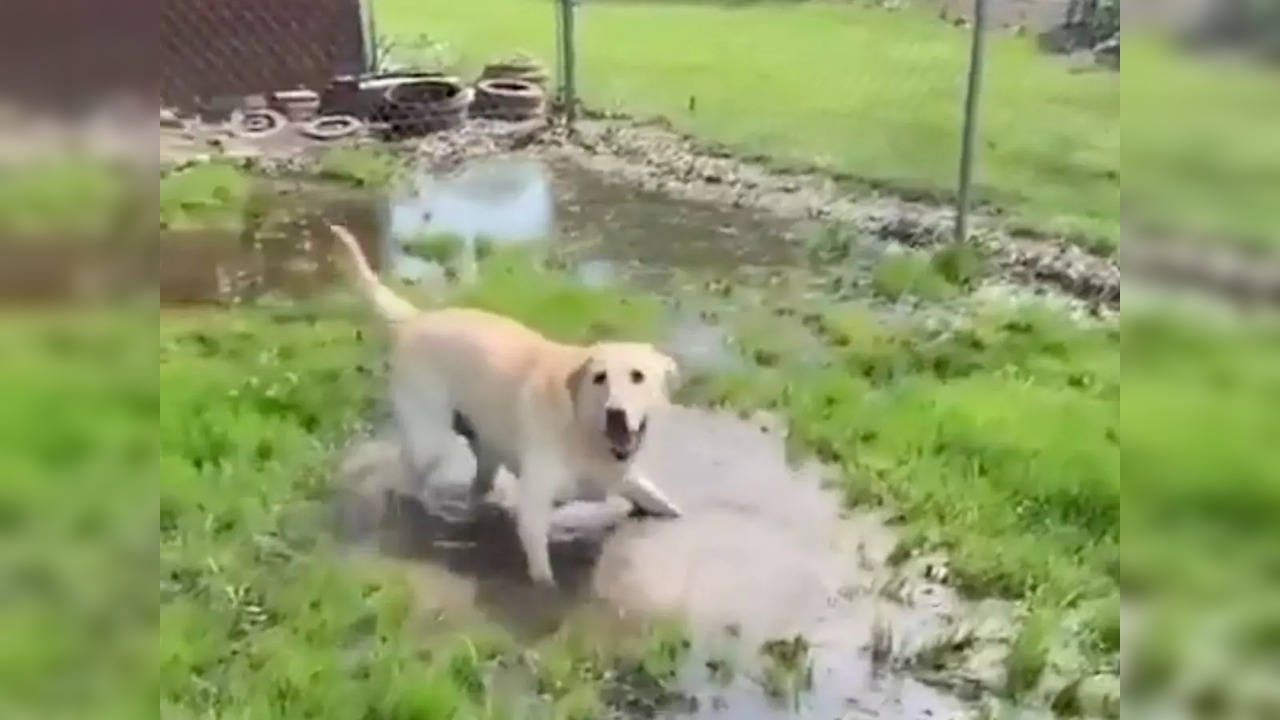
[0,159,123,236]
[681,292,1122,689]
[1123,37,1280,250]
[316,146,400,189]
[871,252,956,302]
[155,254,683,718]
[403,232,468,264]
[703,303,1120,603]
[160,161,250,231]
[758,635,813,709]
[379,0,1120,247]
[21,239,1273,714]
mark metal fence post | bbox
[557,0,578,124]
[956,0,987,244]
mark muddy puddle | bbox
[144,153,811,304]
[339,406,1006,719]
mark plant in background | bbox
[372,33,455,74]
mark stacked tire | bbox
[379,77,472,136]
[471,78,543,121]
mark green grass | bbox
[316,146,400,188]
[378,0,1120,246]
[160,161,251,231]
[15,242,1277,714]
[0,160,124,236]
[685,297,1121,686]
[714,303,1120,604]
[871,251,956,301]
[1123,37,1280,250]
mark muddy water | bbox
[144,153,803,304]
[338,407,981,719]
[154,182,386,304]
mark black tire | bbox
[380,77,471,136]
[229,108,287,139]
[298,114,363,141]
[472,78,543,121]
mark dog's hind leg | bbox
[391,370,459,487]
[470,444,501,502]
[620,470,682,518]
[452,411,501,503]
[514,457,562,585]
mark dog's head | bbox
[565,342,679,462]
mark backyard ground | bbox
[3,126,1272,719]
[4,2,1278,719]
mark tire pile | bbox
[164,55,550,143]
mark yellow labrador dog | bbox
[330,225,681,585]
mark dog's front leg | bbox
[620,469,682,518]
[514,458,561,585]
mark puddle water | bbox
[139,153,806,304]
[338,406,982,720]
[152,182,386,304]
[550,161,801,280]
[391,157,552,245]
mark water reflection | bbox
[385,158,554,283]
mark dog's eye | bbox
[630,369,644,384]
[592,371,607,385]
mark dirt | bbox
[336,406,1023,719]
[533,120,1121,310]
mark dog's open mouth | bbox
[606,416,648,461]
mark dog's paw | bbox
[528,566,557,587]
[530,575,558,590]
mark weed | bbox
[930,241,987,288]
[805,224,864,265]
[316,146,398,188]
[403,232,468,265]
[872,252,955,301]
[1006,611,1052,697]
[758,635,813,708]
[160,161,249,230]
[0,159,123,235]
[705,653,736,685]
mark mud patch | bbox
[532,121,1120,309]
[153,180,384,304]
[336,406,1018,718]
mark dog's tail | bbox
[329,224,419,324]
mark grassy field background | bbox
[377,0,1120,244]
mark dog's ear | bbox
[564,357,591,409]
